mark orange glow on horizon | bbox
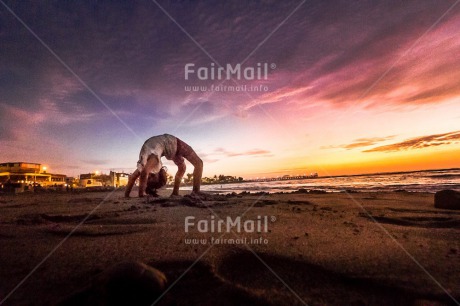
[315,148,460,176]
[212,144,460,179]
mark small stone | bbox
[434,190,460,210]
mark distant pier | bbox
[246,173,318,183]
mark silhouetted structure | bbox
[0,162,66,188]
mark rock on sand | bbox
[434,189,460,210]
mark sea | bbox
[180,168,460,194]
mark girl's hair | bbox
[146,167,168,195]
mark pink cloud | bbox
[322,136,396,150]
[213,147,272,157]
[240,12,460,114]
[363,131,460,153]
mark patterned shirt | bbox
[137,134,178,173]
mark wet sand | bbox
[0,190,459,305]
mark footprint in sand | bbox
[58,262,167,306]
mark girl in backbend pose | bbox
[124,134,203,198]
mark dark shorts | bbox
[174,138,195,164]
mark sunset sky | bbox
[0,1,459,178]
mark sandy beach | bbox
[0,189,459,305]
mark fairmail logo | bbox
[184,215,275,233]
[184,63,276,81]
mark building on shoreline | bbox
[0,162,129,192]
[78,171,129,188]
[109,171,129,188]
[0,162,66,187]
[79,173,103,188]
